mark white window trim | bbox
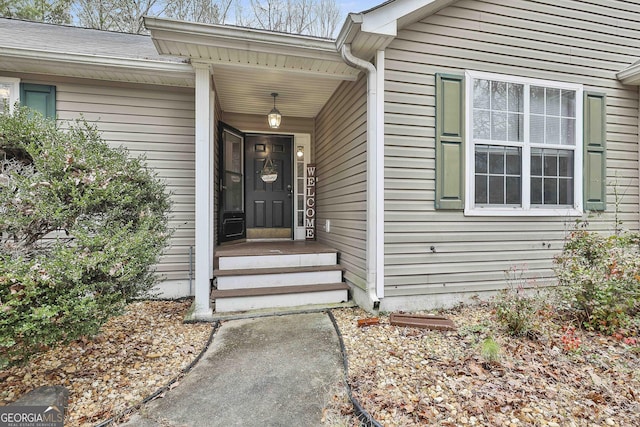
[464,70,584,217]
[0,77,20,113]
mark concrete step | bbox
[214,265,344,290]
[212,282,349,313]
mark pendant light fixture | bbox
[267,92,282,129]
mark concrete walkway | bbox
[121,312,344,427]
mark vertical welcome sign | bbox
[305,164,316,240]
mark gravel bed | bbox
[3,300,638,427]
[0,300,213,426]
[329,304,640,427]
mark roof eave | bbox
[617,62,640,86]
[144,16,342,62]
[335,12,396,60]
[335,0,458,59]
[0,46,195,86]
[0,46,193,73]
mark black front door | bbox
[219,124,246,243]
[245,134,293,239]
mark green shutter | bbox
[435,73,465,210]
[20,84,56,119]
[583,91,606,211]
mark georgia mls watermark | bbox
[0,406,64,427]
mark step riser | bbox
[214,290,349,313]
[218,253,337,270]
[216,270,343,290]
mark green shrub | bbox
[0,106,171,366]
[494,266,542,337]
[554,223,640,334]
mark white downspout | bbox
[340,44,383,310]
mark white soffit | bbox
[145,17,361,118]
[213,65,345,117]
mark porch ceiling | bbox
[145,17,361,118]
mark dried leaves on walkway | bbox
[0,300,213,427]
[331,305,640,427]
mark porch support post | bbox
[192,62,214,319]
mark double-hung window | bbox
[465,71,583,216]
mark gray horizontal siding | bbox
[315,74,368,290]
[384,0,640,298]
[26,77,197,282]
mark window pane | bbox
[474,79,490,109]
[508,113,523,142]
[474,110,490,140]
[475,175,488,204]
[531,177,542,204]
[491,111,507,141]
[224,172,243,212]
[530,115,545,144]
[298,211,304,227]
[544,177,558,204]
[561,118,575,145]
[531,86,545,114]
[489,149,504,174]
[491,81,507,111]
[546,88,560,116]
[531,150,542,176]
[475,149,488,173]
[489,176,504,204]
[508,83,523,112]
[297,195,304,208]
[297,162,304,176]
[545,116,560,145]
[561,90,576,117]
[224,132,243,174]
[506,149,521,174]
[531,148,574,206]
[506,177,521,204]
[476,145,522,206]
[0,83,12,111]
[558,151,573,177]
[559,177,574,205]
[544,152,558,176]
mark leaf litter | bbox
[0,300,213,426]
[328,303,639,427]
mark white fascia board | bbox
[335,13,363,50]
[617,61,640,85]
[145,17,341,61]
[0,46,193,75]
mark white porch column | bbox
[193,62,214,319]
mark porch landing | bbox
[211,241,350,316]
